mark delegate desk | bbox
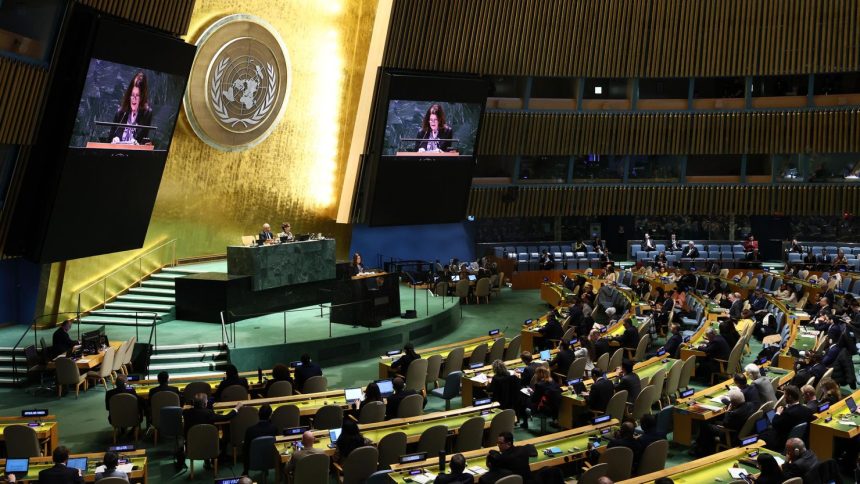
[212,390,351,419]
[0,449,148,483]
[619,442,771,484]
[460,350,558,406]
[558,356,678,429]
[672,367,793,446]
[47,341,123,370]
[540,282,572,307]
[0,416,59,454]
[679,318,754,375]
[330,272,401,327]
[384,420,619,483]
[378,334,506,379]
[132,369,272,400]
[809,388,860,460]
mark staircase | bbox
[79,266,199,328]
[146,342,230,379]
[0,346,27,384]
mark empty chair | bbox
[431,371,462,410]
[441,347,465,379]
[455,279,471,303]
[454,416,485,452]
[247,435,276,483]
[425,354,443,391]
[56,357,87,398]
[663,360,682,404]
[357,400,386,424]
[109,393,141,443]
[434,281,449,298]
[186,424,220,479]
[637,439,669,475]
[157,406,183,452]
[229,405,259,465]
[503,334,521,361]
[219,384,249,402]
[302,375,327,393]
[631,385,657,421]
[377,431,407,468]
[474,278,491,304]
[121,336,136,374]
[111,340,128,378]
[417,424,448,454]
[469,343,489,367]
[397,393,424,418]
[486,409,515,447]
[566,357,588,380]
[597,446,634,481]
[86,347,115,390]
[648,368,667,410]
[313,404,343,430]
[604,390,628,421]
[292,450,329,483]
[405,358,429,393]
[4,425,41,458]
[496,475,523,484]
[270,404,300,432]
[595,353,610,373]
[488,338,506,363]
[183,381,211,403]
[150,390,181,445]
[339,445,378,484]
[678,355,696,391]
[96,477,130,484]
[608,348,624,371]
[578,463,609,484]
[266,380,293,397]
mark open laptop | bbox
[375,379,395,398]
[468,274,477,281]
[451,275,460,282]
[328,428,342,448]
[848,397,858,414]
[765,409,776,423]
[4,458,28,475]
[539,349,551,361]
[344,388,363,402]
[754,417,769,435]
[67,457,88,473]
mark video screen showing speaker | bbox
[6,5,196,263]
[360,70,489,226]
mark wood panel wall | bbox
[0,59,48,145]
[468,185,860,217]
[480,109,860,155]
[78,0,196,36]
[384,0,860,77]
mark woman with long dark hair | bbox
[333,419,370,463]
[414,103,453,152]
[111,71,153,145]
[754,453,784,484]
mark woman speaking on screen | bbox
[414,103,453,153]
[110,71,153,145]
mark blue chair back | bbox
[655,405,674,435]
[248,436,276,472]
[443,371,462,399]
[158,406,183,440]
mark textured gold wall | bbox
[44,0,379,318]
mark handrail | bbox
[10,312,80,384]
[74,239,177,321]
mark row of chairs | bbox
[52,336,137,398]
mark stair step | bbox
[149,351,228,361]
[147,361,230,371]
[0,377,25,384]
[151,272,187,280]
[117,294,175,304]
[0,365,17,373]
[144,370,226,380]
[154,342,226,352]
[0,356,26,363]
[79,315,156,326]
[129,287,175,296]
[161,267,207,275]
[105,301,173,312]
[91,309,167,318]
[0,347,25,353]
[142,280,175,288]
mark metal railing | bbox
[74,239,177,320]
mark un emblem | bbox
[184,14,291,151]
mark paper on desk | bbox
[696,403,722,411]
[95,464,134,473]
[728,468,750,479]
[709,396,728,404]
[466,466,487,475]
[774,456,785,466]
[799,333,817,339]
[412,473,436,483]
[472,373,489,384]
[77,359,90,364]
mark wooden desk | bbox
[47,341,123,370]
[0,416,59,454]
[85,142,154,151]
[679,318,753,375]
[0,449,148,483]
[384,420,618,482]
[377,334,505,379]
[618,442,769,483]
[540,282,571,307]
[211,390,350,419]
[809,388,860,460]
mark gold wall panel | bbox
[467,185,860,218]
[479,110,860,156]
[44,0,379,318]
[383,0,860,77]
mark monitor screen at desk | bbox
[4,458,28,474]
[468,274,476,281]
[539,350,551,361]
[67,457,87,472]
[451,275,460,282]
[848,397,857,413]
[344,388,363,402]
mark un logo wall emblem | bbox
[184,14,291,151]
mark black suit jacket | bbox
[385,389,419,419]
[772,403,815,444]
[729,300,744,319]
[258,231,274,242]
[52,328,75,357]
[38,464,84,484]
[392,353,420,374]
[214,376,250,401]
[478,468,513,484]
[105,386,139,413]
[110,108,153,144]
[664,333,683,359]
[414,126,454,152]
[538,320,564,341]
[615,373,641,404]
[498,445,533,482]
[722,402,755,433]
[295,362,323,392]
[243,420,278,469]
[551,348,575,375]
[519,362,541,388]
[182,407,236,437]
[587,378,615,413]
[682,247,699,258]
[148,384,181,404]
[703,335,731,360]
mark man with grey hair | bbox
[258,223,274,244]
[745,363,776,402]
[782,437,819,480]
[691,389,754,456]
[729,292,744,319]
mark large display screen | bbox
[6,5,196,263]
[356,71,490,227]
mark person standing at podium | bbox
[414,104,453,153]
[110,71,152,145]
[258,223,275,244]
[350,253,365,276]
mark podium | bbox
[84,142,154,150]
[394,151,460,156]
[330,272,401,327]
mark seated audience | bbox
[816,378,841,406]
[262,364,294,397]
[755,453,785,484]
[385,377,419,420]
[801,384,818,410]
[518,352,542,389]
[524,366,561,427]
[550,339,575,376]
[284,431,325,483]
[495,432,532,482]
[608,421,644,471]
[782,438,819,480]
[51,320,77,358]
[478,450,513,484]
[295,354,323,392]
[183,392,242,438]
[488,360,520,411]
[691,389,753,456]
[94,451,127,482]
[696,329,730,383]
[434,453,472,483]
[734,372,760,408]
[214,364,249,401]
[661,324,683,359]
[638,413,666,450]
[719,318,741,349]
[148,371,180,403]
[333,419,371,464]
[242,404,277,475]
[745,364,776,403]
[39,446,83,484]
[391,342,420,374]
[537,312,564,349]
[106,374,141,426]
[772,385,815,446]
[614,359,641,404]
[358,382,384,409]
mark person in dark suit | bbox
[614,359,641,404]
[146,371,180,424]
[561,273,576,292]
[539,250,555,270]
[550,340,576,376]
[434,453,473,484]
[294,354,323,392]
[662,324,683,359]
[105,374,141,429]
[495,432,533,482]
[51,320,77,358]
[478,450,513,484]
[537,312,564,349]
[518,352,542,389]
[242,404,278,475]
[488,360,521,411]
[692,389,754,456]
[734,373,760,408]
[696,329,731,383]
[349,253,365,277]
[38,446,83,484]
[585,368,615,415]
[263,363,295,397]
[667,234,682,252]
[391,342,420,375]
[787,239,804,254]
[213,364,249,401]
[817,248,833,268]
[772,385,815,446]
[654,251,668,270]
[608,421,644,471]
[641,233,655,252]
[258,223,274,244]
[728,292,744,320]
[606,318,638,356]
[182,393,242,438]
[385,377,418,420]
[719,318,741,349]
[781,438,820,480]
[414,104,454,153]
[681,241,699,259]
[109,71,153,145]
[637,413,666,450]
